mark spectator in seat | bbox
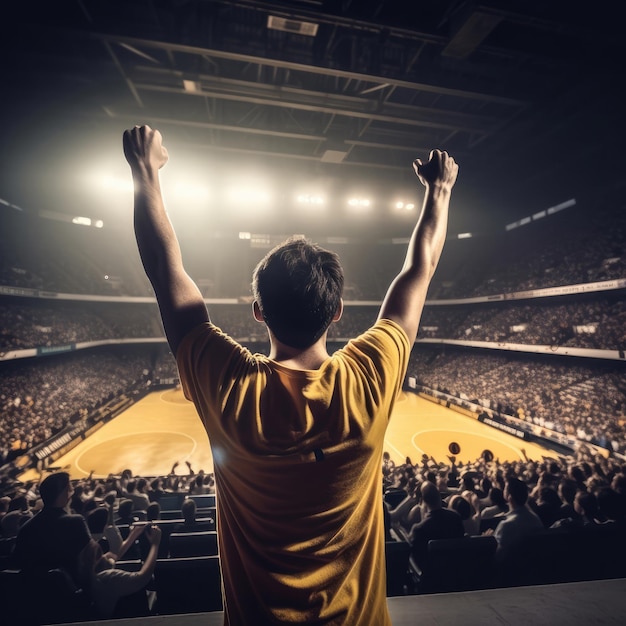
[480,487,508,520]
[146,501,161,522]
[388,480,421,535]
[449,493,481,536]
[87,505,129,556]
[115,499,141,526]
[492,477,543,561]
[611,473,626,498]
[597,487,626,526]
[575,491,602,526]
[14,472,96,584]
[124,480,149,512]
[188,474,208,495]
[148,477,165,503]
[557,478,579,521]
[78,523,161,619]
[123,124,457,625]
[7,493,32,520]
[532,486,563,527]
[408,481,465,569]
[172,498,214,533]
[1,509,24,539]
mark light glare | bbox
[173,182,210,201]
[98,175,133,193]
[347,197,371,208]
[226,187,271,205]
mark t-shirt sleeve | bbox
[176,322,253,407]
[341,318,411,411]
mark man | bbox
[172,498,215,534]
[123,125,457,625]
[408,481,465,570]
[14,471,94,584]
[124,479,150,512]
[493,477,543,561]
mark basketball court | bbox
[21,390,554,482]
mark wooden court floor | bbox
[23,390,554,482]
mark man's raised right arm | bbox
[123,125,209,356]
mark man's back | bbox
[177,319,409,625]
[494,505,543,559]
[126,492,150,511]
[15,507,91,581]
[409,507,465,568]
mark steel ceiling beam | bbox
[105,112,328,142]
[87,31,527,107]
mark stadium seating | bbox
[415,535,497,593]
[153,555,223,615]
[385,539,413,596]
[168,530,219,558]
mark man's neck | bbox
[269,335,330,371]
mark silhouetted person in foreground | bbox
[123,125,458,625]
[14,472,95,584]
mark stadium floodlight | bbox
[267,15,319,37]
[296,193,325,207]
[394,201,415,211]
[183,79,201,93]
[347,197,371,210]
[72,216,106,229]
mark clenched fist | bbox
[413,149,458,190]
[123,125,169,174]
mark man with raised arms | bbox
[123,125,458,625]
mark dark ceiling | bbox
[1,0,624,235]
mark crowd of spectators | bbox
[0,349,152,466]
[0,299,162,352]
[2,296,625,353]
[407,348,626,454]
[419,297,626,350]
[383,445,626,574]
[426,199,626,300]
[2,443,625,618]
[1,193,625,555]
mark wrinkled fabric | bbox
[177,319,409,625]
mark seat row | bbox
[0,555,223,623]
[390,523,626,595]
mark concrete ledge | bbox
[60,578,626,626]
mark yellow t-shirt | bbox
[176,318,410,625]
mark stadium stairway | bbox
[57,578,626,626]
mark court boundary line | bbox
[75,430,198,477]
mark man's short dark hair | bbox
[39,472,70,507]
[420,481,442,509]
[251,237,344,349]
[181,498,197,523]
[506,477,529,506]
